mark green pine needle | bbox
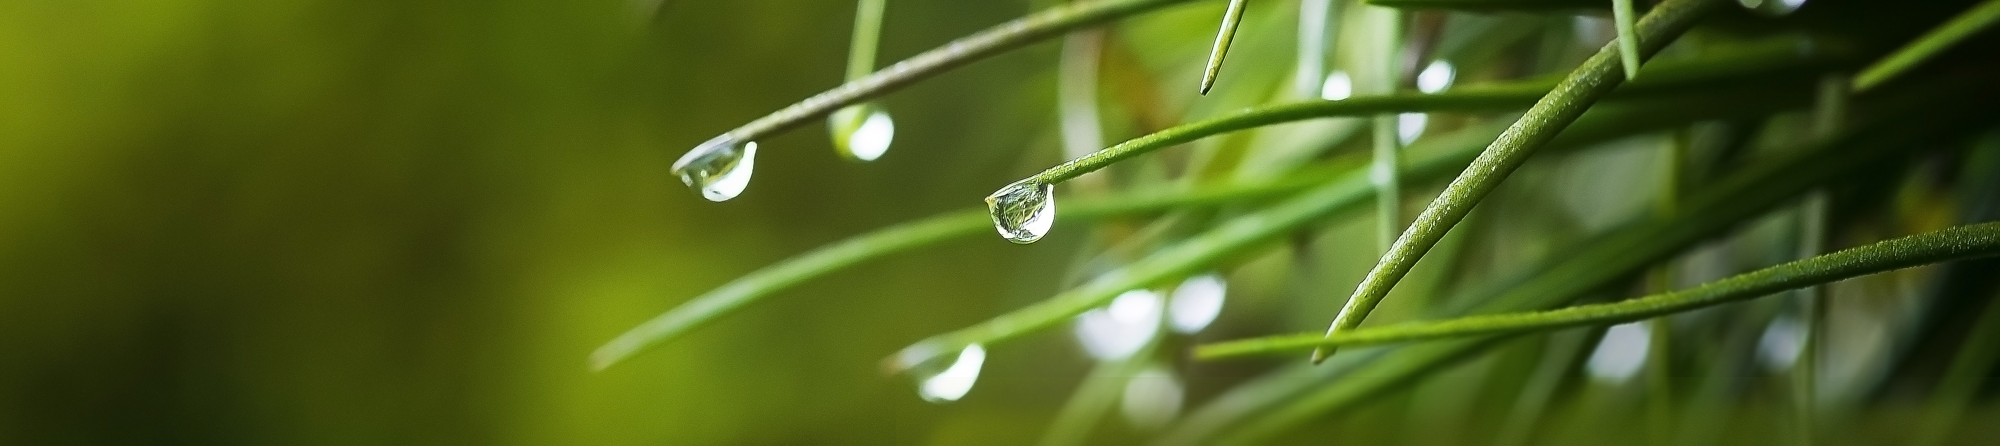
[1197,222,2000,359]
[1310,0,1728,364]
[1852,0,2000,92]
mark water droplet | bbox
[1168,274,1227,334]
[1739,0,1803,15]
[1074,290,1162,361]
[1120,365,1183,431]
[1417,60,1455,94]
[1398,112,1428,145]
[1757,315,1805,372]
[986,180,1056,244]
[1320,71,1352,100]
[670,135,758,202]
[1586,321,1652,384]
[911,344,986,403]
[830,104,895,162]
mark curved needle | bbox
[1201,0,1250,95]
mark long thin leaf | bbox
[697,0,1205,149]
[591,165,1342,370]
[1013,34,1822,187]
[1312,0,1730,363]
[597,39,1825,370]
[885,72,1824,373]
[1168,75,1992,446]
[1198,222,2000,358]
[1852,0,2000,92]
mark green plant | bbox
[620,0,2000,443]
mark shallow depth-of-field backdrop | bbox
[4,0,1999,445]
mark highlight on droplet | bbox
[830,104,895,162]
[1417,60,1455,94]
[1320,71,1353,100]
[1168,274,1226,334]
[985,179,1057,244]
[670,134,758,202]
[1074,289,1163,361]
[915,344,987,403]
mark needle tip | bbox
[1309,347,1332,365]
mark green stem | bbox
[1613,0,1641,80]
[711,0,1204,146]
[1369,5,1405,253]
[887,77,1819,374]
[601,39,1824,370]
[1852,0,2000,92]
[1200,0,1250,95]
[1296,0,1332,99]
[1794,72,1847,445]
[1015,35,1825,188]
[1311,0,1728,364]
[591,163,1344,370]
[846,0,887,82]
[1194,222,2000,358]
[1169,77,1981,445]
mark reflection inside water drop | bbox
[670,135,758,202]
[830,104,895,162]
[913,344,986,403]
[986,180,1056,244]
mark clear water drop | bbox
[985,179,1056,244]
[1739,0,1804,16]
[1320,70,1353,100]
[670,135,758,202]
[912,344,986,403]
[1586,321,1652,384]
[830,104,895,162]
[1074,290,1162,361]
[1417,60,1456,94]
[1168,274,1227,334]
[1120,365,1183,431]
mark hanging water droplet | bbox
[1417,60,1456,94]
[1074,290,1163,360]
[1168,273,1227,334]
[986,179,1056,244]
[829,104,895,162]
[670,135,758,202]
[1320,71,1353,100]
[910,344,986,403]
[1739,0,1805,15]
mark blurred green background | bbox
[0,0,1118,443]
